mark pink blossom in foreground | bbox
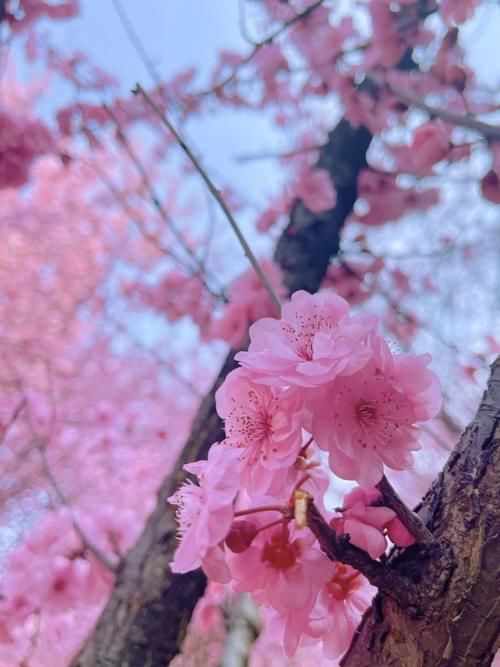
[168,444,241,581]
[315,563,376,658]
[330,486,395,558]
[236,290,378,388]
[331,486,415,558]
[216,369,304,495]
[261,561,375,658]
[311,337,441,486]
[227,520,335,613]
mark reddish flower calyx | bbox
[225,520,259,553]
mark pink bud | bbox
[225,520,258,553]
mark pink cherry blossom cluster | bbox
[3,0,79,32]
[0,107,54,189]
[169,289,441,659]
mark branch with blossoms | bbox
[162,290,447,660]
[305,500,422,610]
[370,76,500,142]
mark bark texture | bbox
[342,358,500,667]
[73,114,373,667]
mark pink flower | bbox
[227,520,335,613]
[253,44,289,101]
[331,486,415,558]
[216,369,304,494]
[411,121,451,171]
[0,108,53,189]
[355,169,440,226]
[311,337,441,486]
[209,260,284,347]
[236,290,378,388]
[331,487,395,558]
[316,563,376,659]
[168,444,241,581]
[481,170,500,205]
[261,562,375,659]
[294,168,337,213]
[260,603,327,658]
[365,0,402,67]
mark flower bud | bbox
[225,520,258,553]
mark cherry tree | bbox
[0,1,499,666]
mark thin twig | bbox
[0,396,27,445]
[36,440,118,572]
[375,78,500,141]
[133,82,282,313]
[22,390,118,573]
[104,103,221,285]
[198,0,326,96]
[234,143,325,163]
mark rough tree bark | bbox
[73,113,373,667]
[340,358,500,667]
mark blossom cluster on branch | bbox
[170,289,441,659]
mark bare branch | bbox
[133,82,282,313]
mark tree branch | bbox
[380,79,500,142]
[134,82,282,313]
[306,500,424,610]
[342,357,500,667]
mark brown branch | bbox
[306,500,444,612]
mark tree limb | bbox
[342,357,500,667]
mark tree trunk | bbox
[342,358,500,667]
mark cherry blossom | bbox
[331,486,415,558]
[293,167,337,214]
[236,290,378,388]
[411,121,451,171]
[227,518,335,613]
[0,107,53,188]
[310,336,441,486]
[216,369,304,494]
[168,444,241,581]
[209,260,284,346]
